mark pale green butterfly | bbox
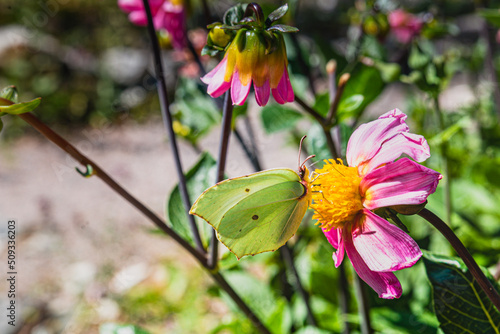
[190,137,314,259]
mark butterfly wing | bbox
[217,180,309,258]
[190,168,301,230]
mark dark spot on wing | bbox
[239,229,242,232]
[245,188,250,192]
[252,215,259,220]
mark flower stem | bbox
[17,112,207,265]
[433,96,452,229]
[141,0,205,253]
[281,245,317,326]
[294,95,326,125]
[418,208,500,312]
[294,95,339,160]
[19,111,271,333]
[234,128,263,171]
[208,91,234,269]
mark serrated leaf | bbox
[166,153,217,248]
[267,24,299,33]
[0,86,18,103]
[0,98,41,116]
[260,104,303,134]
[267,4,289,24]
[99,323,151,334]
[423,252,500,334]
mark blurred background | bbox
[1,0,500,333]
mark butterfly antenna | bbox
[298,135,307,170]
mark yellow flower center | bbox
[311,159,364,231]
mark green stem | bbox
[208,91,234,269]
[141,0,205,253]
[433,96,452,228]
[418,208,500,313]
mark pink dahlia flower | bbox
[118,0,186,49]
[311,109,442,299]
[201,30,294,106]
[388,9,423,44]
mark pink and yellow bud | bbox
[202,29,293,106]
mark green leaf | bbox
[312,92,329,117]
[166,153,217,248]
[0,98,41,116]
[99,323,151,334]
[337,94,364,116]
[222,271,290,332]
[479,9,500,28]
[266,4,289,24]
[223,4,247,26]
[337,65,384,122]
[0,86,18,103]
[267,24,299,33]
[260,104,303,134]
[423,252,500,334]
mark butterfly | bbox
[190,137,314,259]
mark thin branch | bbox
[294,95,325,124]
[18,112,207,265]
[186,36,207,77]
[208,92,234,269]
[326,73,350,126]
[18,110,272,334]
[243,115,262,170]
[234,128,263,171]
[142,0,205,253]
[281,245,317,326]
[418,208,500,312]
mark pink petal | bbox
[361,158,442,210]
[359,132,430,175]
[352,209,422,272]
[231,70,251,105]
[271,68,294,104]
[347,109,409,173]
[118,0,143,12]
[128,11,148,26]
[323,228,344,268]
[344,228,403,299]
[254,80,270,106]
[201,57,231,98]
